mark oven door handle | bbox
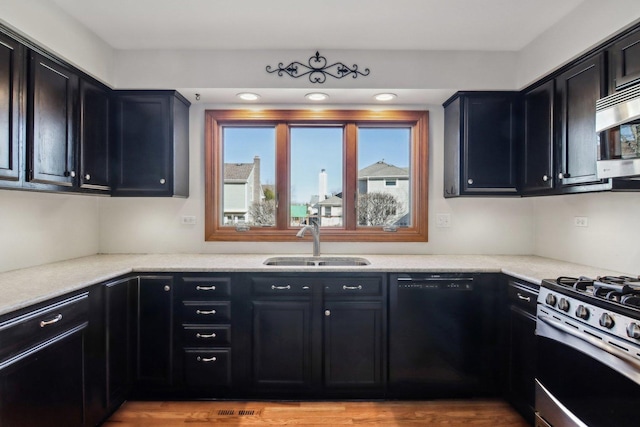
[539,314,640,370]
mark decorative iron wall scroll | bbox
[266,51,370,84]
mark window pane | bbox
[357,128,411,227]
[290,127,343,227]
[222,127,276,226]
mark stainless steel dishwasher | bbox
[389,273,501,398]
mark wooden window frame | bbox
[204,109,429,242]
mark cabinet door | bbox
[463,94,519,194]
[555,53,609,189]
[522,80,554,194]
[610,29,640,91]
[135,276,173,388]
[0,327,85,427]
[251,300,313,390]
[0,32,23,185]
[28,52,77,187]
[79,78,110,191]
[106,278,135,409]
[112,93,172,195]
[507,305,537,424]
[323,301,383,389]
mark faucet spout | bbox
[296,217,320,257]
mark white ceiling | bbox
[50,0,584,51]
[47,0,586,105]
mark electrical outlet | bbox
[181,215,196,225]
[574,216,588,227]
[436,213,451,228]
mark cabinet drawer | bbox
[508,281,538,313]
[323,278,381,296]
[182,325,231,347]
[181,301,231,323]
[181,276,231,299]
[184,349,231,387]
[252,277,313,296]
[0,293,89,363]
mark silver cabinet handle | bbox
[196,332,217,338]
[196,285,216,291]
[325,310,331,316]
[160,178,166,184]
[164,285,171,292]
[84,174,91,180]
[70,171,76,178]
[542,175,549,182]
[196,356,217,362]
[271,285,291,290]
[517,293,531,302]
[196,309,217,315]
[558,172,571,179]
[40,314,63,328]
[467,178,474,185]
[343,285,363,290]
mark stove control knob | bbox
[627,323,640,340]
[575,305,590,320]
[545,294,557,307]
[599,313,614,329]
[558,298,570,312]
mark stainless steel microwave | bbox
[595,85,640,178]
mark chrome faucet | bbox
[296,217,320,257]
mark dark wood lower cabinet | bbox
[0,328,86,427]
[251,300,314,390]
[323,301,383,389]
[0,271,534,425]
[135,276,174,391]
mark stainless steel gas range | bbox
[535,276,640,427]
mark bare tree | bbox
[249,200,276,226]
[357,192,402,226]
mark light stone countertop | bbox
[0,253,629,317]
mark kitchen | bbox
[1,0,640,426]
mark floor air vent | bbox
[217,409,260,416]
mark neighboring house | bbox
[358,160,410,220]
[223,156,262,224]
[315,194,343,226]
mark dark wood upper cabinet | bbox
[443,92,519,197]
[521,80,555,195]
[27,51,78,188]
[112,91,189,197]
[79,78,111,192]
[555,53,610,192]
[609,28,640,92]
[0,31,24,186]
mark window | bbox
[205,110,429,242]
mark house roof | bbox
[224,163,254,181]
[358,161,409,179]
[315,195,343,207]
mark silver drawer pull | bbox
[271,285,291,290]
[196,332,217,339]
[343,285,363,290]
[196,356,217,362]
[40,314,63,328]
[196,285,216,291]
[517,293,531,302]
[196,309,217,315]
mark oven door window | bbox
[537,334,640,427]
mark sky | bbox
[223,126,410,204]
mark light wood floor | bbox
[103,399,529,426]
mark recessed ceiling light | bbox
[305,93,329,101]
[237,92,260,101]
[374,93,397,101]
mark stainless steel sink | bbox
[263,256,370,266]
